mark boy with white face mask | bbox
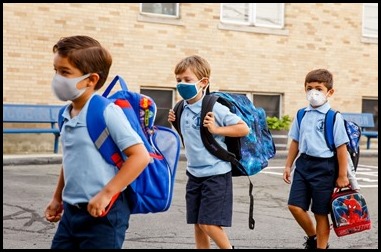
[283,69,350,249]
[45,35,150,249]
[168,55,249,249]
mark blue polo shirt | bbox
[289,102,349,158]
[59,94,143,205]
[180,97,241,177]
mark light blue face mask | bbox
[176,79,202,100]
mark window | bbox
[252,94,281,118]
[140,3,179,18]
[362,3,378,38]
[140,88,174,128]
[362,98,378,131]
[220,3,284,29]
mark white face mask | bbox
[51,73,90,101]
[306,89,327,107]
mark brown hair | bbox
[304,69,333,90]
[174,55,211,80]
[52,35,112,90]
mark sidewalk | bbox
[3,148,378,166]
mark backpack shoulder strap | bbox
[296,107,307,127]
[200,94,236,163]
[172,100,185,146]
[58,105,68,132]
[324,109,337,151]
[87,95,124,168]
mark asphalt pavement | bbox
[3,150,378,249]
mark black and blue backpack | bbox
[296,107,361,170]
[58,75,181,215]
[172,89,276,230]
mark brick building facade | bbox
[3,3,378,153]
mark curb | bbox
[3,149,378,166]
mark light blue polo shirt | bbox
[181,96,241,177]
[289,102,349,158]
[59,94,143,205]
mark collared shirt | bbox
[181,96,241,177]
[289,102,349,158]
[60,94,143,205]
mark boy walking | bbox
[44,35,150,249]
[283,69,350,249]
[168,55,249,249]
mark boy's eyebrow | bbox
[56,66,73,71]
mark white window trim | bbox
[140,3,180,19]
[220,3,285,29]
[362,3,378,39]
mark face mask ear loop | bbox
[205,84,210,95]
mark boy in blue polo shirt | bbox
[168,55,249,249]
[283,69,349,249]
[44,35,150,249]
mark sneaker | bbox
[303,235,317,249]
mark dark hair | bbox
[304,69,333,90]
[52,35,112,90]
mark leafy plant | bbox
[266,115,292,130]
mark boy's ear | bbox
[328,88,335,97]
[88,73,100,87]
[200,77,209,87]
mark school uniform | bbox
[288,102,349,215]
[51,94,143,249]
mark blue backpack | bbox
[172,90,276,230]
[296,108,361,170]
[58,75,181,215]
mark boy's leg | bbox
[199,224,232,249]
[288,205,316,237]
[194,224,211,249]
[315,214,330,249]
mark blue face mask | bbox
[176,79,202,100]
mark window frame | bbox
[220,3,285,29]
[140,3,179,18]
[362,3,378,39]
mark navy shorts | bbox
[186,171,233,227]
[288,153,337,215]
[51,191,130,249]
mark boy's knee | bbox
[288,204,304,214]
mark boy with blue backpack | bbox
[168,55,249,249]
[45,35,151,249]
[283,69,350,249]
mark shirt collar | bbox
[305,102,331,114]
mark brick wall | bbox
[3,3,378,153]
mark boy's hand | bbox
[203,112,217,133]
[168,109,175,122]
[283,166,292,184]
[336,175,350,188]
[45,200,63,223]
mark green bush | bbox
[266,115,292,130]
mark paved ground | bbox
[3,151,378,249]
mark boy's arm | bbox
[203,112,249,137]
[335,144,350,188]
[45,166,64,222]
[87,143,151,217]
